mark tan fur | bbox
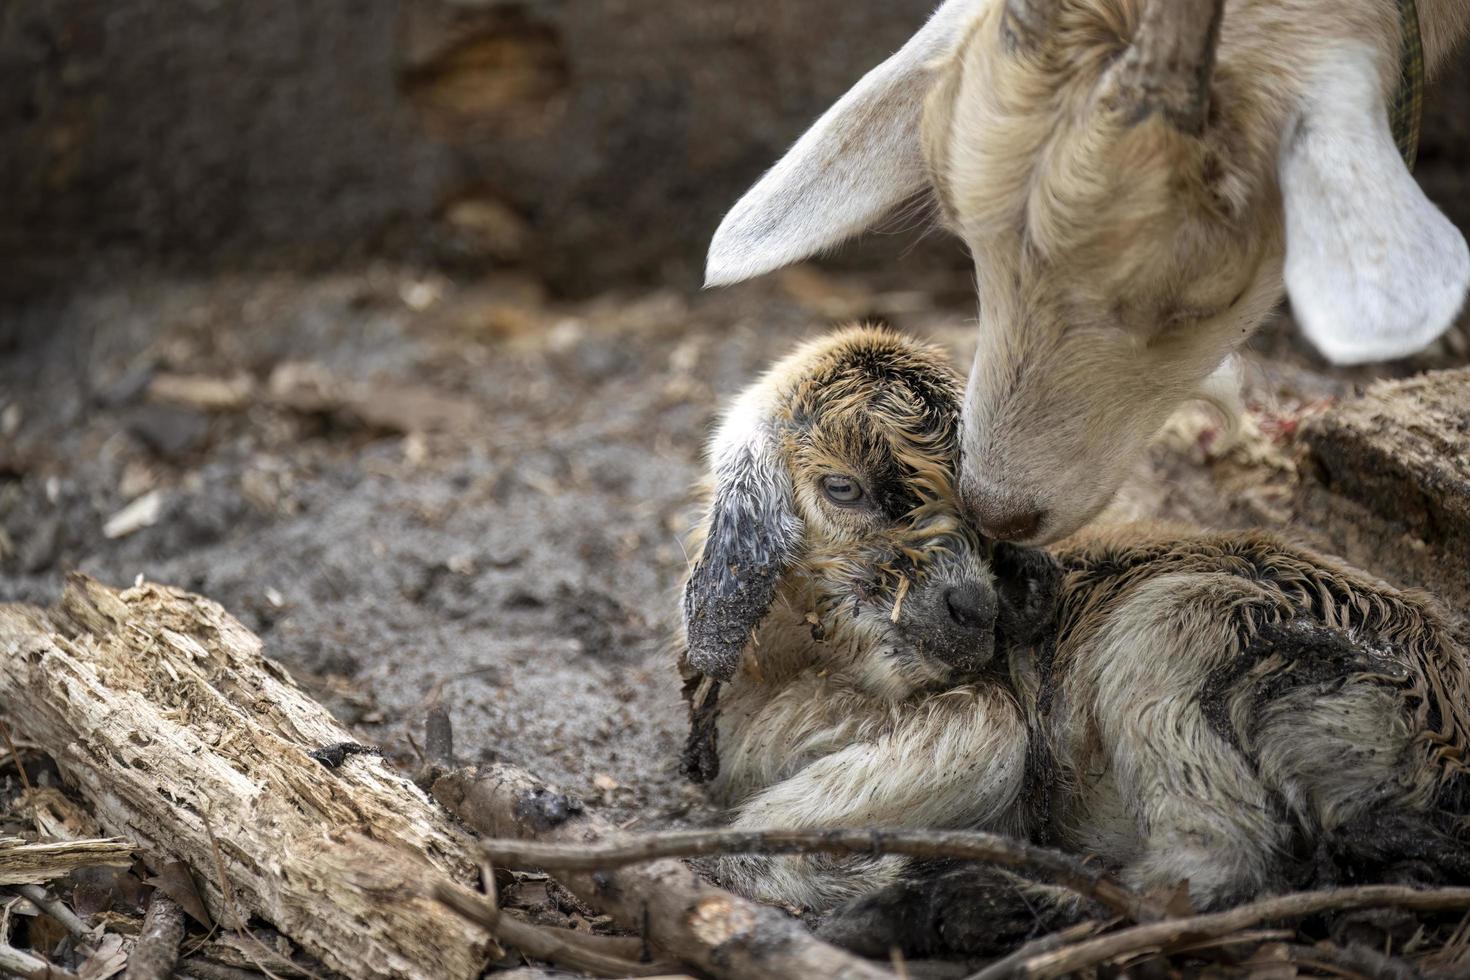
[707,0,1470,544]
[921,0,1423,541]
[684,329,1470,917]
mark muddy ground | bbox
[2,266,1466,825]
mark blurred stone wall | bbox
[0,0,938,296]
[1,1,1467,298]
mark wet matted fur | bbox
[678,326,1060,910]
[677,326,1470,956]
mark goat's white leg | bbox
[717,682,1029,910]
[1063,573,1293,907]
[708,673,898,809]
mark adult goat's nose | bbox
[961,478,1048,541]
[943,582,996,631]
[979,506,1047,542]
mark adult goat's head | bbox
[706,0,1470,543]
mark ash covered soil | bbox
[1,266,1464,822]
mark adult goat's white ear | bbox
[1280,44,1470,365]
[704,0,982,288]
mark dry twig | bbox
[964,921,1104,980]
[433,880,680,977]
[0,719,32,794]
[1015,885,1470,978]
[125,893,188,980]
[424,706,454,769]
[13,883,89,939]
[478,827,1155,921]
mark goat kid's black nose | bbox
[944,582,996,631]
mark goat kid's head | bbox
[706,0,1470,544]
[682,326,1060,694]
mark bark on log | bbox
[0,837,133,886]
[428,762,895,980]
[0,573,487,980]
[1302,368,1470,552]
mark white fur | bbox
[713,676,1030,909]
[710,384,770,471]
[708,382,804,552]
[1281,43,1470,364]
[704,0,982,287]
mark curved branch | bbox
[1017,885,1470,978]
[476,826,1158,922]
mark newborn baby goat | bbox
[678,326,1470,955]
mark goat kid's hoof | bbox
[816,880,941,958]
[816,868,1055,958]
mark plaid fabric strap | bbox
[1390,0,1425,170]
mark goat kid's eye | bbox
[820,475,865,506]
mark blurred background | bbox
[2,1,1468,816]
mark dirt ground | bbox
[2,266,1466,826]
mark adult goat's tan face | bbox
[706,0,1470,543]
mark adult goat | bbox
[706,0,1470,545]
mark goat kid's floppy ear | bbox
[1280,44,1470,365]
[704,0,983,288]
[990,543,1061,647]
[683,398,803,681]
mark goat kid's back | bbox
[1030,527,1470,906]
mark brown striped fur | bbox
[681,329,1470,950]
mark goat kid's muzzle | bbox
[893,541,1063,674]
[894,573,998,673]
[888,534,999,674]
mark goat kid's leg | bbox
[1238,621,1466,874]
[1068,574,1294,907]
[818,864,1090,959]
[717,685,1029,912]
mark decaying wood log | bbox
[0,574,488,980]
[1285,366,1470,617]
[1302,368,1470,551]
[428,763,896,980]
[0,837,133,886]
